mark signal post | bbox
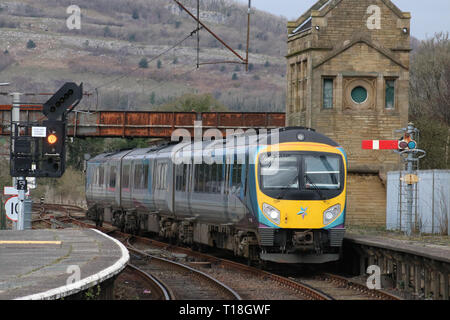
[362,122,426,236]
[8,83,83,230]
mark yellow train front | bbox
[251,128,347,263]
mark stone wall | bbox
[346,173,387,227]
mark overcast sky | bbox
[237,0,449,39]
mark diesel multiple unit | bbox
[86,127,347,263]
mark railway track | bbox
[127,234,328,300]
[31,203,402,301]
[116,264,173,300]
[291,273,401,300]
[125,235,241,300]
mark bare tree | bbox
[410,32,450,125]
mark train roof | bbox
[275,127,339,146]
[88,127,340,162]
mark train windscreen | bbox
[259,152,344,200]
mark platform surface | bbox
[345,233,450,263]
[0,228,129,300]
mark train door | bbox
[85,164,94,206]
[98,164,106,207]
[186,164,194,217]
[110,163,120,208]
[168,162,175,215]
[153,160,170,215]
[132,160,147,211]
[121,162,131,209]
[174,163,189,217]
[224,163,236,222]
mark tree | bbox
[409,32,450,169]
[66,138,105,171]
[128,33,136,42]
[157,59,162,69]
[410,32,450,125]
[139,58,148,68]
[26,40,36,49]
[103,26,113,38]
[232,73,238,80]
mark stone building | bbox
[286,0,411,226]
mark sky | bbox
[237,0,450,39]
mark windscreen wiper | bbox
[304,173,324,200]
[275,173,299,199]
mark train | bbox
[85,127,347,263]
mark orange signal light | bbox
[47,134,58,145]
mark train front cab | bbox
[255,143,347,264]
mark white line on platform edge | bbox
[15,229,130,300]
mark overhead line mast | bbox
[172,0,251,69]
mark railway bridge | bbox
[0,105,286,139]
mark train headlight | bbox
[323,204,341,225]
[263,203,280,224]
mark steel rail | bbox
[321,273,402,300]
[126,237,242,300]
[126,264,173,300]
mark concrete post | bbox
[10,92,21,230]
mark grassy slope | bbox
[0,0,287,112]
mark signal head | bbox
[47,133,58,145]
[408,140,417,149]
[43,82,82,120]
[398,140,408,150]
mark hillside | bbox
[0,0,287,112]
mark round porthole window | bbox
[351,86,368,104]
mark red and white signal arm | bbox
[4,196,19,222]
[362,140,399,150]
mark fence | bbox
[386,170,450,234]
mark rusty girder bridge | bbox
[0,105,286,138]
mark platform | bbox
[345,233,450,264]
[0,228,129,300]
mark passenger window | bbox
[217,164,224,193]
[232,164,242,192]
[143,163,149,189]
[122,165,130,189]
[99,166,104,186]
[156,162,168,190]
[176,164,187,192]
[110,166,116,188]
[210,164,217,193]
[134,163,143,189]
[182,164,187,191]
